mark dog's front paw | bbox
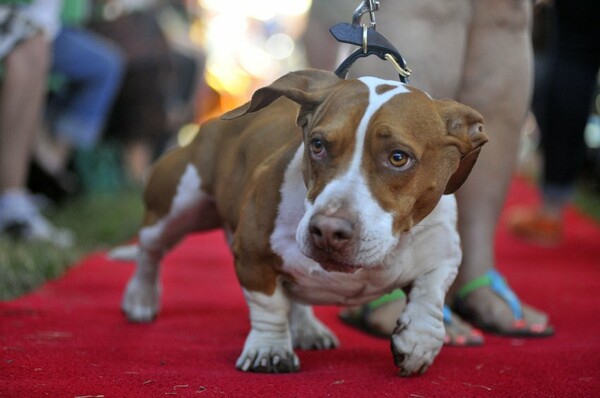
[121,277,160,322]
[236,346,300,373]
[390,314,444,377]
[291,317,339,350]
[236,329,299,373]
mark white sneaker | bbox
[0,190,74,248]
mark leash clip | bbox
[352,0,380,29]
[330,1,411,83]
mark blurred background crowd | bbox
[0,0,598,247]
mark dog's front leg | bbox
[237,282,299,373]
[391,264,458,376]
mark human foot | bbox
[339,290,484,346]
[453,270,553,336]
[339,290,406,337]
[0,190,73,247]
[443,306,484,346]
[507,207,562,246]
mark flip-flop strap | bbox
[366,289,453,324]
[367,289,405,312]
[443,305,453,324]
[456,270,523,321]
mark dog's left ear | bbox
[221,69,341,121]
[435,99,489,194]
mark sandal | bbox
[339,289,406,338]
[507,207,562,246]
[443,305,484,347]
[453,270,554,337]
[339,289,484,346]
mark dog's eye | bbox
[389,150,411,169]
[310,139,326,157]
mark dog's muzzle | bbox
[306,213,362,273]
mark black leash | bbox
[330,0,411,83]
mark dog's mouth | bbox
[317,260,364,274]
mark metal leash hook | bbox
[352,0,379,28]
[331,0,411,83]
[352,0,379,54]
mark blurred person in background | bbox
[306,0,553,344]
[86,0,205,187]
[508,0,600,245]
[0,0,72,246]
[32,0,124,198]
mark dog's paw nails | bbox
[391,326,441,376]
[314,334,339,350]
[268,352,299,373]
[121,279,160,323]
[292,321,339,351]
[392,350,405,369]
[396,362,430,377]
[295,332,339,350]
[236,348,300,373]
[390,339,438,377]
[238,356,253,372]
[121,305,157,323]
[121,295,159,323]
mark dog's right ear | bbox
[435,99,488,194]
[221,69,341,121]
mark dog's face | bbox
[223,70,487,273]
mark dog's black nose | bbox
[308,214,354,252]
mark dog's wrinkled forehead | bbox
[347,76,411,169]
[359,76,412,98]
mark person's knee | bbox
[6,34,50,79]
[402,0,470,24]
[474,0,532,32]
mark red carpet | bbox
[1,178,600,397]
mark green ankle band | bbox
[367,289,406,311]
[457,273,493,299]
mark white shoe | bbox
[0,190,74,248]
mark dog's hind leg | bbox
[122,152,220,322]
[290,302,339,350]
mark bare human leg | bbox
[338,0,484,344]
[450,0,551,336]
[0,33,49,192]
[0,33,72,246]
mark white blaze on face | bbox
[350,77,410,174]
[296,77,411,266]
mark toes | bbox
[236,348,300,373]
[444,309,485,346]
[122,305,157,323]
[121,278,160,323]
[391,343,405,369]
[521,305,554,335]
[391,318,442,377]
[294,330,339,350]
[292,319,339,351]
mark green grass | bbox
[0,189,143,300]
[575,179,600,221]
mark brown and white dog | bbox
[120,69,487,376]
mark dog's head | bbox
[223,70,487,273]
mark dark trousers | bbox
[533,0,600,190]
